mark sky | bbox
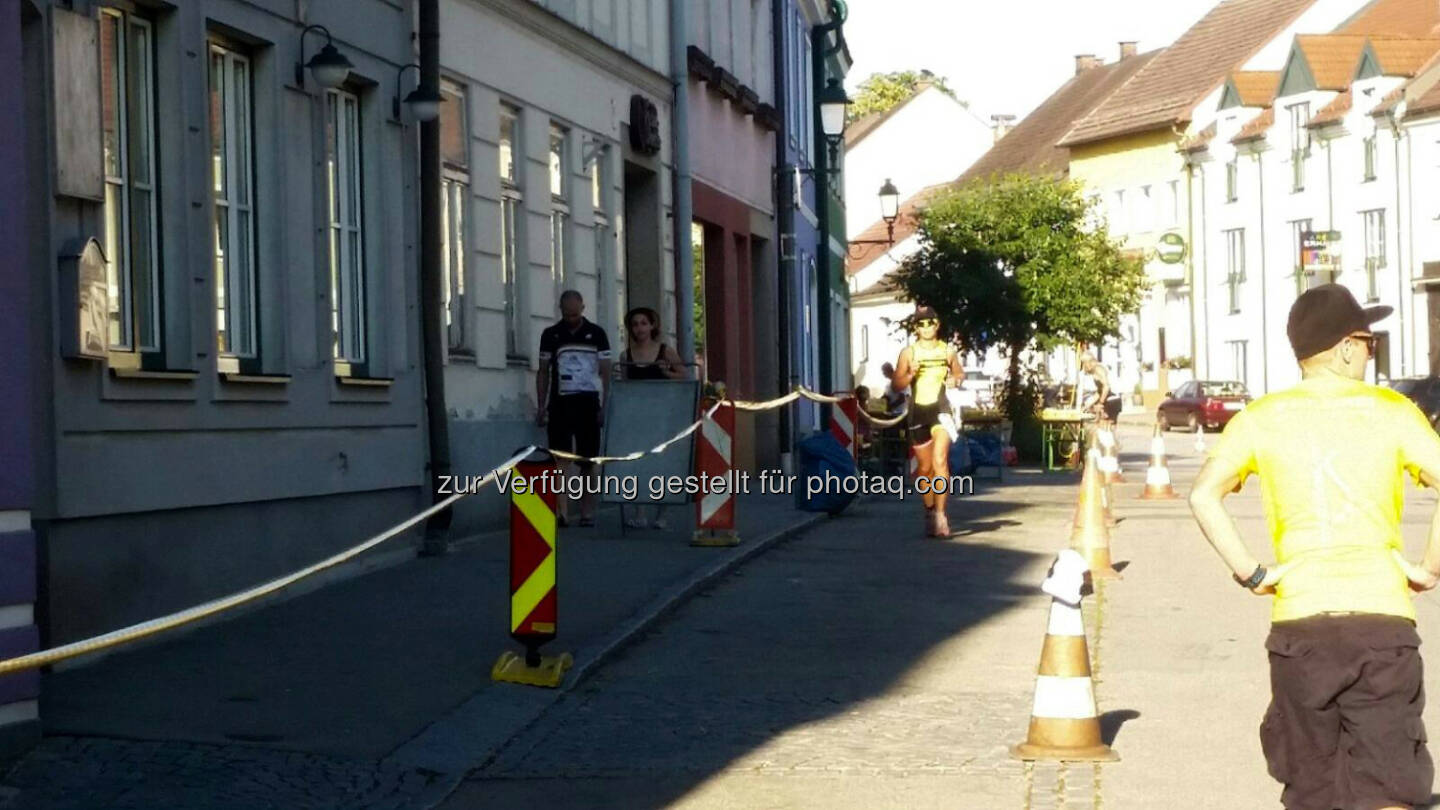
[841,0,1225,123]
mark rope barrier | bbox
[0,382,932,673]
[0,447,537,676]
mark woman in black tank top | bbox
[620,308,684,529]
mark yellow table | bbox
[1040,409,1094,471]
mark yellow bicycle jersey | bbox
[911,340,950,406]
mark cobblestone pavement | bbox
[0,737,443,810]
[442,475,1101,810]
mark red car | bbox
[1157,380,1251,432]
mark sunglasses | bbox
[915,319,938,327]
[1348,333,1377,352]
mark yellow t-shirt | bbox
[911,341,950,406]
[1208,375,1440,623]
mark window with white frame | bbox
[500,103,522,358]
[440,78,469,355]
[860,324,869,363]
[1364,208,1386,302]
[1110,189,1126,234]
[1225,158,1238,203]
[1289,218,1311,294]
[592,142,611,321]
[549,124,569,310]
[325,88,366,366]
[1166,180,1179,228]
[209,41,257,368]
[1363,135,1377,182]
[801,26,813,160]
[100,7,161,357]
[1136,185,1153,233]
[1288,102,1310,192]
[1227,340,1248,386]
[1225,228,1245,313]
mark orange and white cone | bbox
[1012,549,1120,762]
[1096,427,1124,485]
[1072,449,1121,579]
[1139,422,1179,500]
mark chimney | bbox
[992,114,1017,143]
[1119,41,1138,60]
[1075,54,1101,75]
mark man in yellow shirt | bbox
[1190,284,1440,810]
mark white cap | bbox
[1042,549,1089,605]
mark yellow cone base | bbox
[491,650,574,688]
[1012,740,1119,763]
[691,530,741,547]
[1077,545,1122,580]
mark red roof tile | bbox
[1061,0,1315,146]
[1181,122,1218,152]
[1231,70,1281,106]
[1366,37,1440,75]
[1408,80,1440,116]
[1307,88,1352,126]
[1232,107,1276,143]
[1295,34,1370,90]
[1340,0,1440,36]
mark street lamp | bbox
[819,78,850,160]
[393,63,444,122]
[848,179,902,255]
[295,24,353,89]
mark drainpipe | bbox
[772,0,793,460]
[671,0,695,367]
[1407,127,1419,373]
[1184,158,1198,383]
[418,0,452,555]
[1199,164,1210,379]
[1254,148,1270,393]
[1392,115,1406,377]
[811,0,845,421]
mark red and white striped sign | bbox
[829,397,859,459]
[696,402,736,530]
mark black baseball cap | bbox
[1286,284,1391,361]
[913,306,938,321]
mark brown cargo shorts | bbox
[1261,614,1433,810]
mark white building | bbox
[841,79,994,236]
[1187,28,1440,393]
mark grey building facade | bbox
[20,0,428,661]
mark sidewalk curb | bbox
[400,509,829,808]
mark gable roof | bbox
[1221,70,1282,108]
[1060,0,1316,146]
[1359,37,1440,78]
[1282,35,1369,93]
[844,81,971,148]
[846,51,1158,278]
[1180,122,1218,152]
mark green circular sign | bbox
[1156,232,1187,264]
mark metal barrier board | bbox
[599,378,701,505]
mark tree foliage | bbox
[891,173,1146,421]
[847,70,961,123]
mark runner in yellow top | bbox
[890,306,964,537]
[1189,284,1440,810]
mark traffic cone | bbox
[1096,427,1124,485]
[1012,549,1120,762]
[1193,421,1206,453]
[1086,433,1118,529]
[1072,449,1121,579]
[1139,422,1179,500]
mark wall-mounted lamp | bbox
[393,63,443,122]
[848,179,902,258]
[818,77,850,162]
[295,24,353,90]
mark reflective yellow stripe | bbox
[513,490,556,546]
[511,553,555,632]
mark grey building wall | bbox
[29,0,427,645]
[1,0,40,757]
[439,0,675,533]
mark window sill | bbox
[506,354,531,368]
[337,376,393,388]
[220,373,291,385]
[109,368,198,381]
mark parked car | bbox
[1387,376,1440,428]
[1158,380,1251,432]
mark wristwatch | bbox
[1235,564,1267,589]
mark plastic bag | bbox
[794,431,859,515]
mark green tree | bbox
[891,173,1145,436]
[847,70,960,123]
